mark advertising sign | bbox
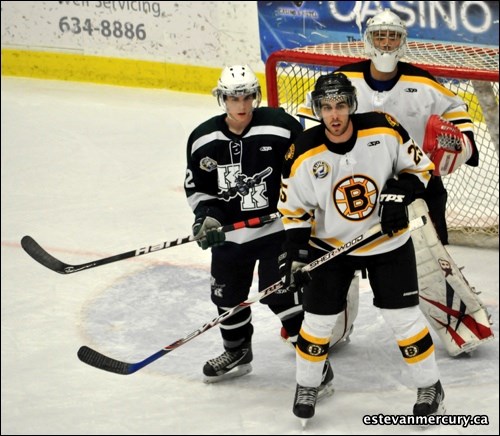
[258,1,499,61]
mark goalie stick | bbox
[77,215,427,375]
[20,213,280,275]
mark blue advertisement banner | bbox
[258,1,499,62]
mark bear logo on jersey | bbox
[334,175,378,220]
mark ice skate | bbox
[293,384,318,427]
[203,343,253,383]
[413,380,445,417]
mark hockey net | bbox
[266,41,499,248]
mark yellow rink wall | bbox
[1,48,268,98]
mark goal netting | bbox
[266,41,499,248]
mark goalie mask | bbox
[213,64,262,111]
[311,72,358,119]
[364,9,407,73]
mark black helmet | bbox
[311,72,358,118]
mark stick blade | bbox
[21,235,69,274]
[77,346,133,375]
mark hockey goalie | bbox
[414,115,493,355]
[292,8,493,354]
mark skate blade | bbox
[203,363,252,383]
[300,418,310,429]
[437,403,446,415]
[417,403,446,428]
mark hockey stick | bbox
[20,213,280,275]
[77,215,427,375]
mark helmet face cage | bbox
[366,28,407,53]
[364,9,407,72]
[213,65,262,110]
[311,73,358,119]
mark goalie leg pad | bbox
[409,199,494,356]
[329,274,359,349]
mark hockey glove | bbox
[379,178,413,237]
[192,216,226,250]
[278,248,311,292]
[422,114,472,176]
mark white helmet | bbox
[364,9,407,73]
[213,64,262,110]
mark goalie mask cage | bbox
[266,41,499,248]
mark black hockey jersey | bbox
[185,107,303,244]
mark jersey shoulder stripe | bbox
[336,60,370,74]
[397,62,437,81]
[282,125,325,178]
[191,129,230,155]
[253,106,304,135]
[354,112,411,144]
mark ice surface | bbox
[1,77,498,435]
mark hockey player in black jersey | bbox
[184,65,336,386]
[280,72,445,424]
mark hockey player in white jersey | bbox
[295,9,493,356]
[279,72,444,423]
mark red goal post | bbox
[266,41,499,248]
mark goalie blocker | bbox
[422,114,473,176]
[329,199,493,356]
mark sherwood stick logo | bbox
[307,234,365,270]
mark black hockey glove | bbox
[379,178,414,237]
[192,216,226,250]
[278,248,311,292]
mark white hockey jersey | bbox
[279,111,434,256]
[297,61,479,167]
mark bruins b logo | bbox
[334,175,378,220]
